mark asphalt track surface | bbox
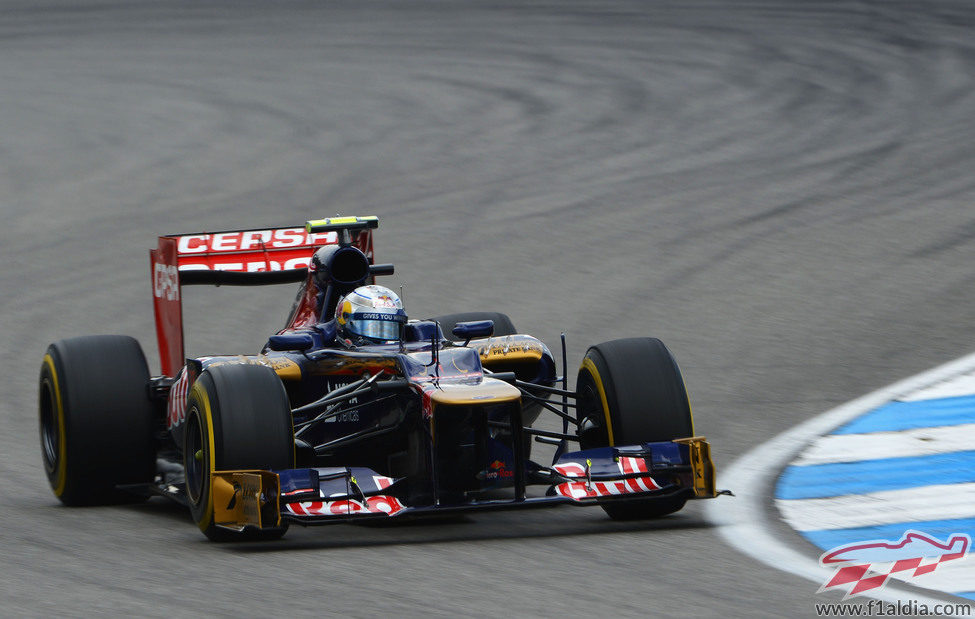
[2,1,975,616]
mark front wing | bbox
[209,437,718,531]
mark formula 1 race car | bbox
[38,216,723,540]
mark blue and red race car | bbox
[39,216,723,540]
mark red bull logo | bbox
[485,460,513,479]
[818,530,970,598]
[373,293,399,309]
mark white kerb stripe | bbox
[777,483,975,531]
[900,372,975,402]
[899,556,975,594]
[792,423,975,466]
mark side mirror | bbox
[267,333,314,352]
[452,320,494,341]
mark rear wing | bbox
[150,216,378,377]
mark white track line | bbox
[704,350,975,605]
[902,372,975,402]
[777,483,975,531]
[792,423,975,465]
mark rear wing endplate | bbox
[150,216,377,377]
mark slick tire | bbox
[183,363,294,541]
[576,338,694,520]
[39,335,155,506]
[430,311,517,340]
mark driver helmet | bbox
[335,285,407,344]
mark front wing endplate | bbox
[211,470,281,531]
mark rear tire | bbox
[430,311,517,340]
[38,335,155,506]
[183,363,294,541]
[576,337,694,520]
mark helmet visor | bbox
[346,312,405,342]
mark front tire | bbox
[183,363,294,541]
[38,335,155,505]
[576,337,694,520]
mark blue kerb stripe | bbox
[799,518,975,554]
[776,451,975,499]
[835,395,975,434]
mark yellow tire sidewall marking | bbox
[42,354,68,496]
[189,380,217,532]
[581,356,615,446]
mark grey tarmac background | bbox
[2,0,975,616]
